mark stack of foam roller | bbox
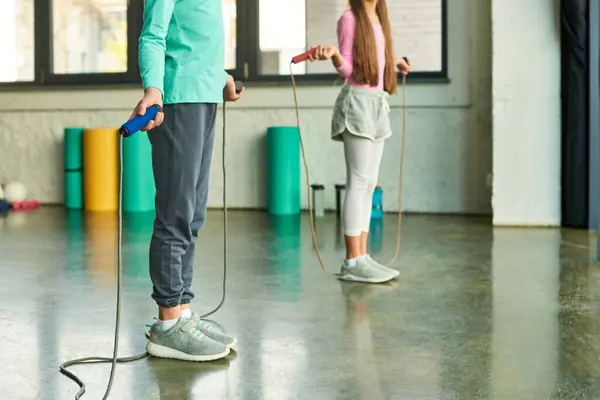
[63,127,155,213]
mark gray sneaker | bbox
[337,257,395,284]
[191,312,238,350]
[365,255,400,278]
[146,318,230,362]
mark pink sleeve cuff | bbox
[336,62,353,77]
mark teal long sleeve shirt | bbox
[138,0,227,104]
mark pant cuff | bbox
[152,293,183,309]
[154,301,181,309]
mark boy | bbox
[131,0,243,362]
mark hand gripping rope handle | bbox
[60,82,244,399]
[289,52,409,274]
[293,48,410,67]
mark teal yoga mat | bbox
[122,131,155,212]
[64,128,84,209]
[266,126,300,215]
[65,172,83,210]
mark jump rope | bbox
[59,51,408,399]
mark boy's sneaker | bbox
[146,318,230,362]
[191,312,238,350]
[337,257,395,284]
[365,255,400,278]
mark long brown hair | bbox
[348,0,397,94]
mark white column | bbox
[491,0,561,226]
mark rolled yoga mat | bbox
[266,126,300,215]
[122,131,155,212]
[64,128,84,209]
[83,128,118,211]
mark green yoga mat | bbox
[64,128,84,209]
[266,126,300,215]
[122,131,155,212]
[65,172,83,210]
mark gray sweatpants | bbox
[148,103,217,308]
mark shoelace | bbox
[197,319,213,331]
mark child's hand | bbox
[308,45,339,61]
[223,74,244,102]
[129,87,164,131]
[395,58,412,76]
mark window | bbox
[0,0,35,83]
[52,0,129,75]
[254,0,447,81]
[0,0,446,87]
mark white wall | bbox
[0,0,493,215]
[491,0,562,226]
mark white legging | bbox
[342,132,385,237]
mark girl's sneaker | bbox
[364,255,400,278]
[338,256,395,284]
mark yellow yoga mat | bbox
[83,128,118,211]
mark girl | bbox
[308,0,411,284]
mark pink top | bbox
[336,10,386,91]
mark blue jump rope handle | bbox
[119,81,243,138]
[119,104,162,137]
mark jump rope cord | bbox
[59,104,230,399]
[387,74,407,267]
[289,63,407,273]
[60,65,405,397]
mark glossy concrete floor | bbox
[1,208,600,400]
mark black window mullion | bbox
[230,0,247,79]
[440,0,448,79]
[34,0,51,84]
[127,0,144,84]
[244,0,259,81]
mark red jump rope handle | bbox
[291,48,316,64]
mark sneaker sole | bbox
[337,272,394,284]
[146,341,230,362]
[382,268,400,278]
[228,338,238,352]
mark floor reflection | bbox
[0,209,599,399]
[491,228,560,399]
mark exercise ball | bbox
[4,182,27,203]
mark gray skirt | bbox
[331,85,392,142]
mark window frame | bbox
[0,0,448,90]
[241,0,449,85]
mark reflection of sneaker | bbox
[365,255,399,278]
[337,257,395,284]
[146,318,230,362]
[148,354,231,400]
[340,280,398,303]
[191,312,238,350]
